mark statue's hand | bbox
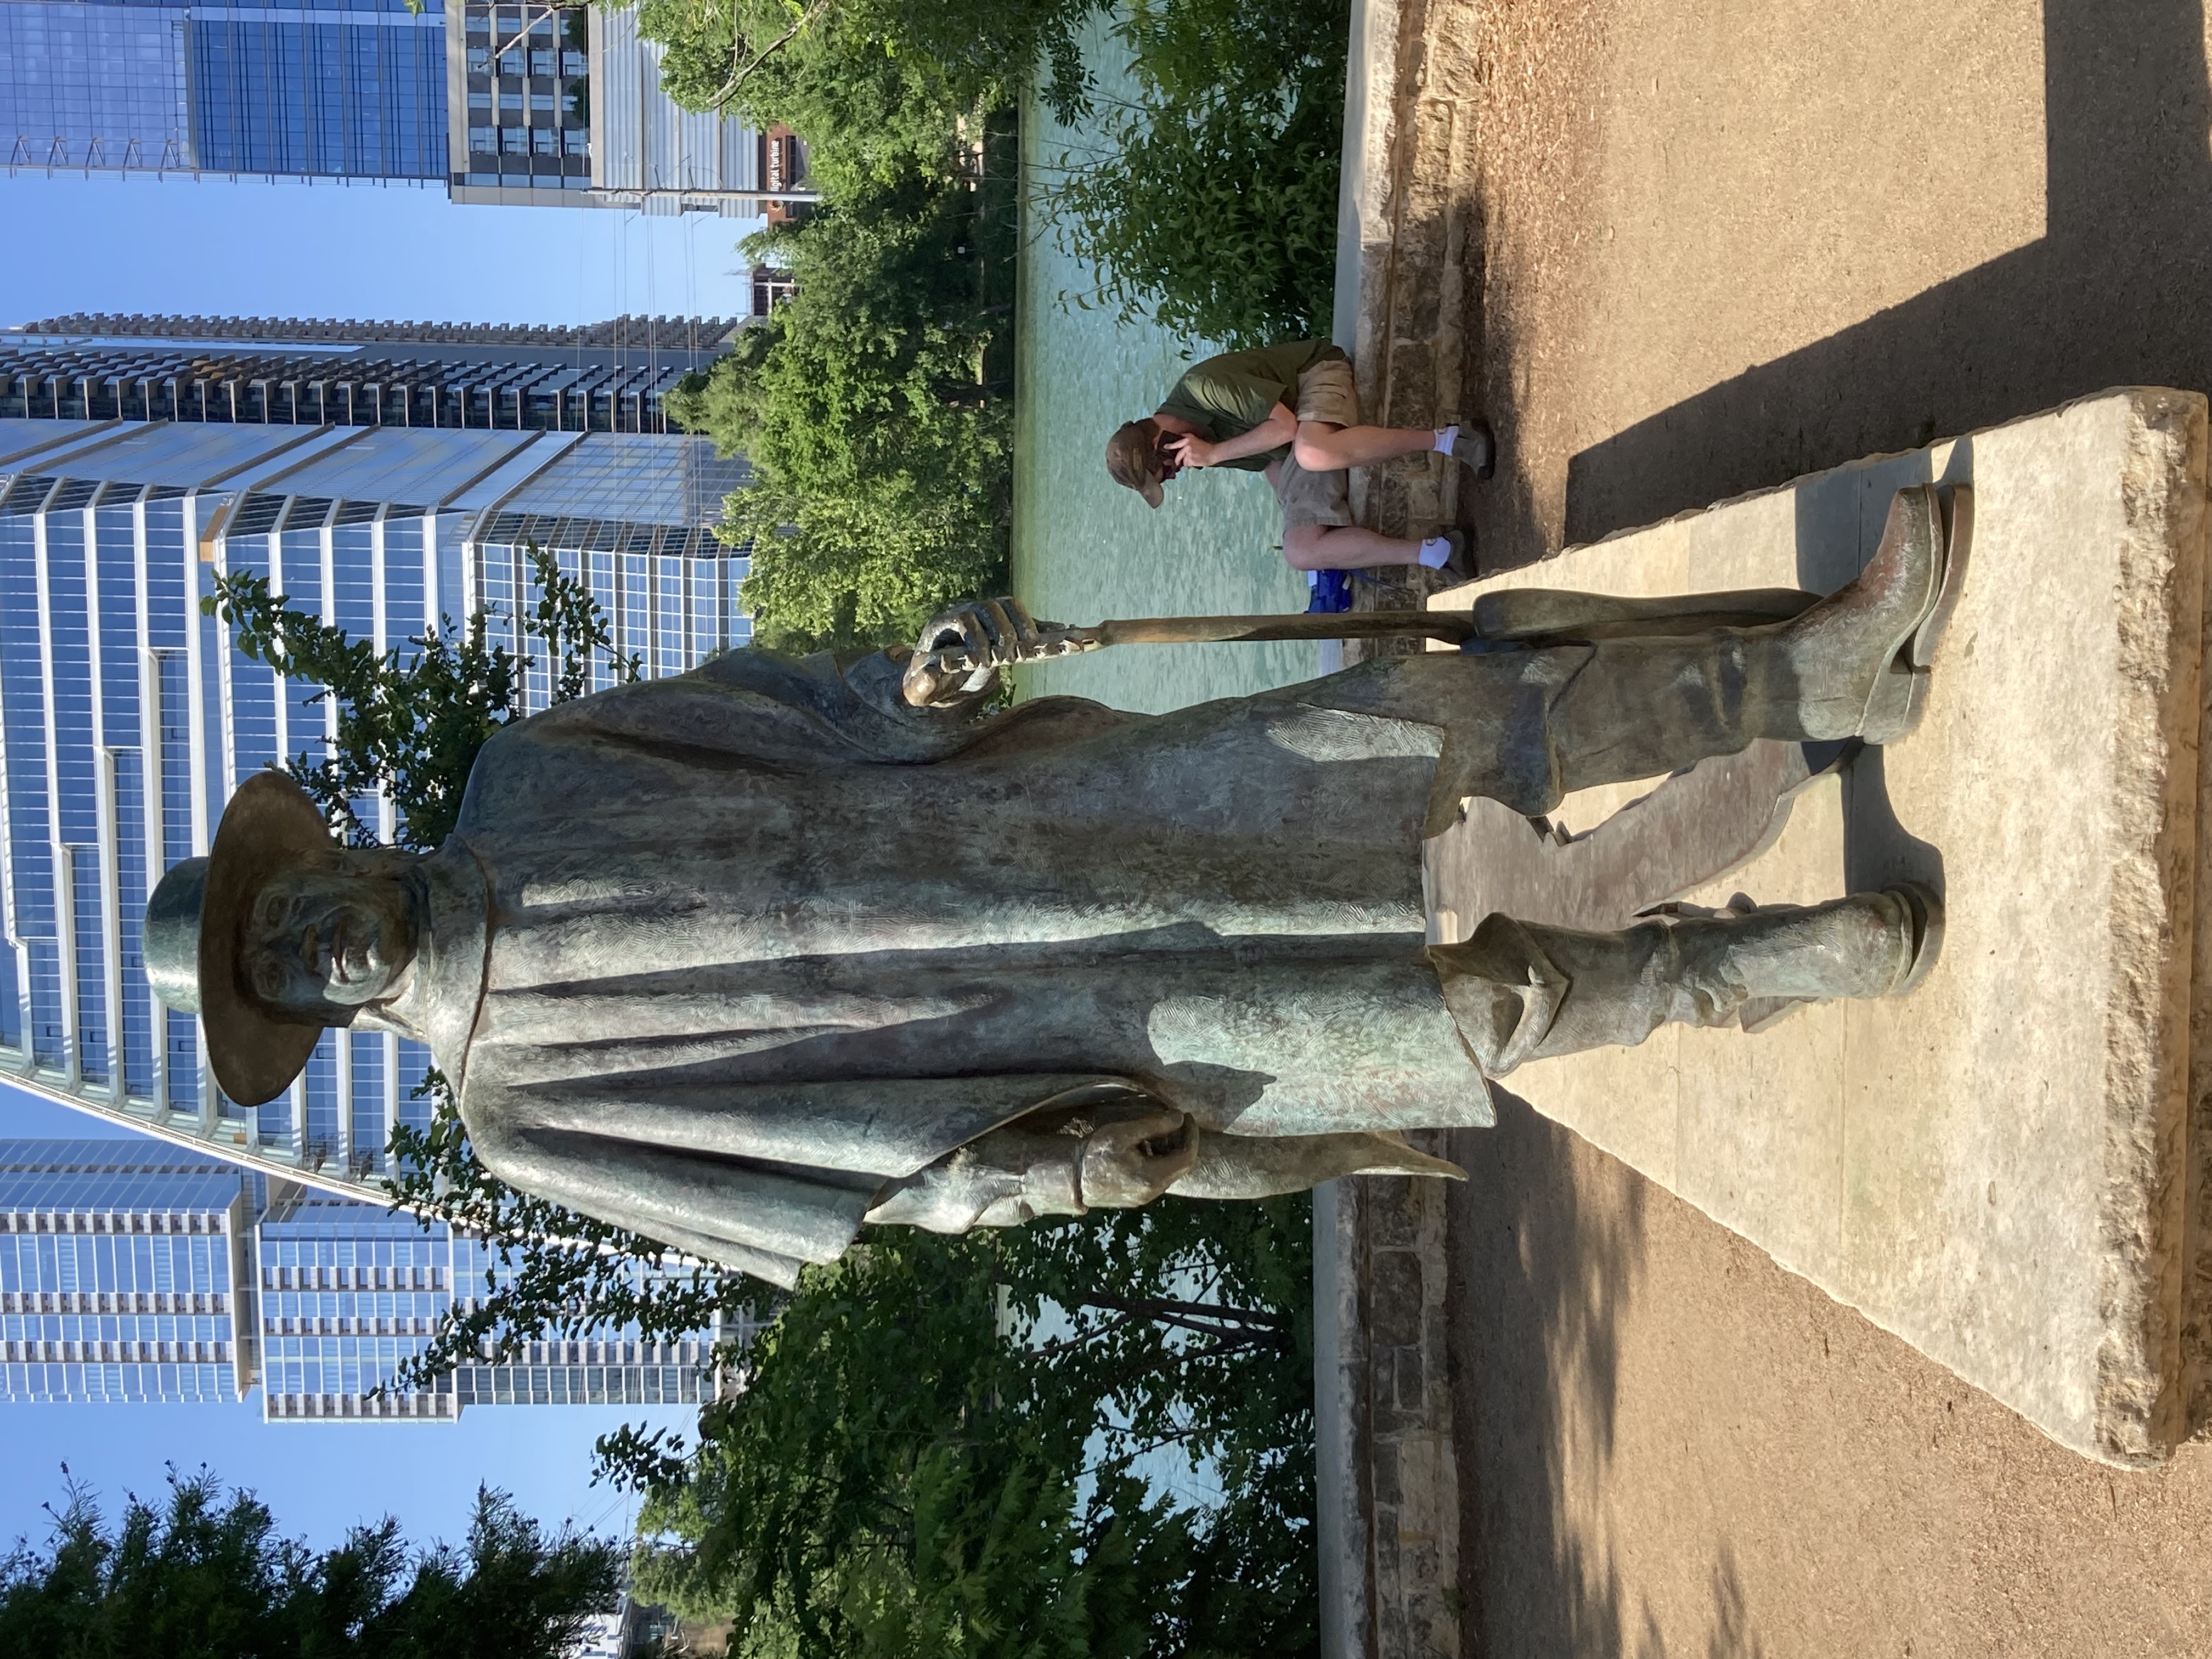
[900,597,1066,709]
[1078,1109,1198,1208]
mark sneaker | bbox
[1429,528,1477,583]
[1445,419,1497,479]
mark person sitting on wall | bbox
[1104,338,1496,578]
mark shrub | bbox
[1037,0,1350,347]
[667,166,1014,652]
[637,0,1101,196]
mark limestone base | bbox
[1427,388,2212,1466]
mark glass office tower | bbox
[1,0,448,180]
[0,335,751,1203]
[1,313,744,435]
[1,0,780,211]
[256,1188,743,1421]
[0,1138,255,1403]
[442,0,791,214]
[0,1139,736,1417]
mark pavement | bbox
[1337,0,2212,1652]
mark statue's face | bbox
[241,866,419,1019]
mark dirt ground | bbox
[1438,0,2212,1653]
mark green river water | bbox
[1001,27,1327,1514]
[1009,20,1325,713]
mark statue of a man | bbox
[146,487,1956,1287]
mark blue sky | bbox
[0,168,745,1560]
[0,171,759,328]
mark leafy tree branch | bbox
[200,544,636,851]
[709,0,835,108]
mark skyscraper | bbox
[257,1186,741,1421]
[0,1137,255,1404]
[2,312,746,433]
[0,318,753,1204]
[448,1,793,215]
[0,0,450,182]
[0,1138,739,1418]
[0,0,797,213]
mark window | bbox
[531,127,556,155]
[467,46,489,72]
[562,50,585,76]
[469,90,490,111]
[531,49,556,77]
[501,127,528,153]
[563,128,588,157]
[531,91,554,113]
[469,126,496,155]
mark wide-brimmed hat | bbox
[1104,420,1166,509]
[144,770,335,1107]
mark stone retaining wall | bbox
[1317,0,1479,1650]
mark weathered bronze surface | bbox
[148,488,1961,1285]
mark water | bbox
[1010,18,1323,713]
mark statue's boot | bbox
[1773,483,1962,743]
[1306,485,1966,826]
[1543,481,1958,767]
[1425,885,1943,1076]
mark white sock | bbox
[1432,424,1458,456]
[1417,535,1452,569]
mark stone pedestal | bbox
[1427,388,2212,1466]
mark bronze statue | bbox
[146,486,1960,1286]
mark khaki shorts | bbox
[1268,357,1361,530]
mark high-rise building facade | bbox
[440,0,808,215]
[0,321,752,1202]
[444,0,590,206]
[0,0,798,214]
[0,1138,255,1404]
[1,0,449,182]
[0,1139,735,1417]
[257,1187,740,1421]
[1,313,747,434]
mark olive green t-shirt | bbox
[1156,341,1348,472]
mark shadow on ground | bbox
[1445,1090,1652,1657]
[1442,0,2212,1654]
[1561,0,2212,546]
[1446,1096,1793,1658]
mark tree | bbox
[599,1203,1319,1659]
[1033,0,1348,348]
[0,1471,620,1659]
[634,0,1101,198]
[673,177,1003,487]
[634,0,1346,366]
[202,543,637,852]
[666,169,1013,652]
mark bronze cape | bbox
[372,646,1502,1287]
